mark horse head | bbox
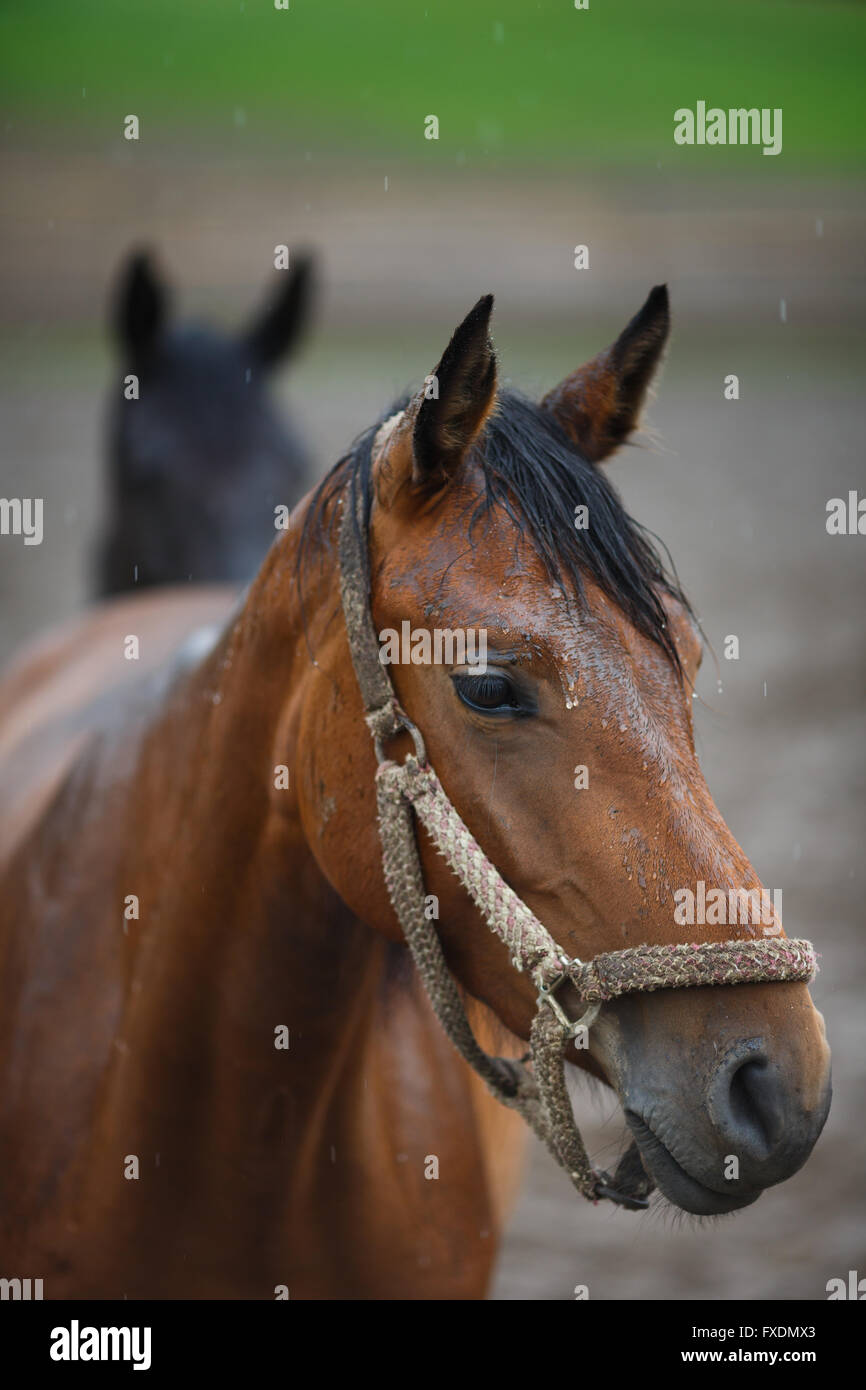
[299,289,831,1217]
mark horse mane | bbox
[299,388,692,674]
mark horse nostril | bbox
[726,1057,785,1157]
[708,1043,788,1165]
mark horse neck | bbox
[121,504,394,1136]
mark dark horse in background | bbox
[97,249,316,595]
[0,289,830,1298]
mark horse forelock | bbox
[299,389,693,674]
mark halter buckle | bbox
[536,973,601,1038]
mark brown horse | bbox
[0,288,831,1299]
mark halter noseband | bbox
[337,478,817,1209]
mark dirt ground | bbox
[1,148,863,1299]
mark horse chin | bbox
[624,1111,763,1217]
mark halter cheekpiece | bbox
[336,478,817,1209]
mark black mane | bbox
[300,388,691,673]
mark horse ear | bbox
[245,253,315,370]
[541,285,670,463]
[113,251,168,358]
[410,294,498,486]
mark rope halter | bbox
[337,480,818,1209]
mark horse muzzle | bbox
[610,1009,833,1216]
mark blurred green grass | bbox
[1,0,864,170]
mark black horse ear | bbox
[411,295,497,486]
[113,250,168,358]
[245,252,316,370]
[541,285,670,463]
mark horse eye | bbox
[452,671,525,715]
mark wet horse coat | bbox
[0,289,830,1298]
